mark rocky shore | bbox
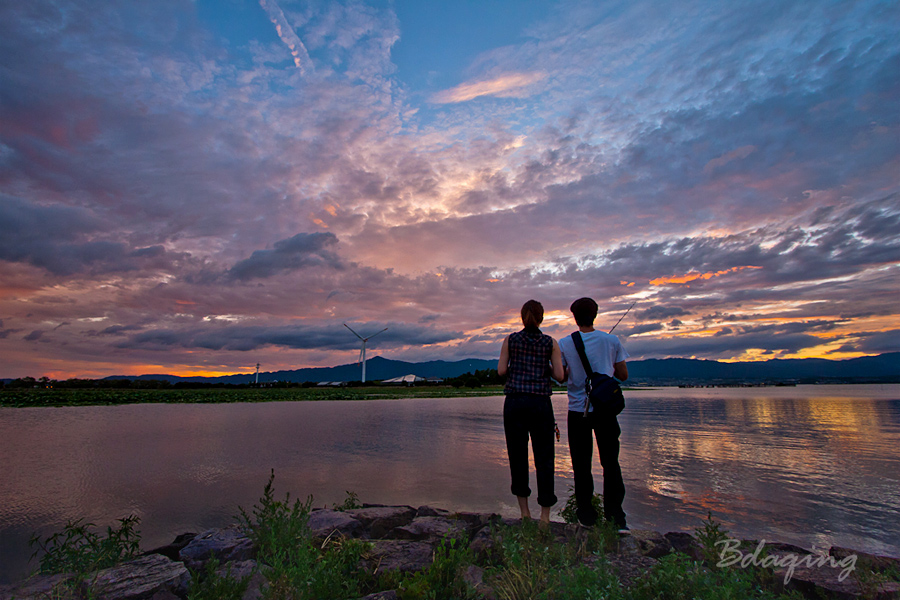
[2,503,898,600]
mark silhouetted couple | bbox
[498,298,629,531]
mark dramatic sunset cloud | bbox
[0,0,898,379]
[430,71,547,103]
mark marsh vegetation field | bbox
[0,386,512,408]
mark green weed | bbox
[558,486,604,525]
[187,556,252,600]
[237,470,369,600]
[485,519,576,599]
[332,491,362,511]
[396,535,475,600]
[695,511,731,566]
[853,558,900,600]
[547,562,624,600]
[629,552,803,600]
[28,515,141,599]
[30,516,141,576]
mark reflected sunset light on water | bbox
[1,385,898,584]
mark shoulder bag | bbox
[571,332,625,417]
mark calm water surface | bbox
[1,384,898,584]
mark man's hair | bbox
[521,299,544,329]
[570,297,598,327]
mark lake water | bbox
[1,384,898,584]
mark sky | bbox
[1,0,898,379]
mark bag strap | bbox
[571,332,596,377]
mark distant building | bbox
[381,374,425,385]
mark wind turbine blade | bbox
[368,327,389,341]
[344,323,364,340]
[358,347,364,363]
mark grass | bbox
[236,470,371,600]
[28,515,142,599]
[0,386,516,408]
[557,485,604,526]
[186,556,251,600]
[27,479,892,600]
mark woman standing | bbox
[498,299,565,526]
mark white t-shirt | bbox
[559,329,629,413]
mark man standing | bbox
[558,297,630,531]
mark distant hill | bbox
[626,352,900,385]
[99,352,900,385]
[104,356,498,385]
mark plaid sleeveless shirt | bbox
[504,329,554,396]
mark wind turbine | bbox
[344,323,388,383]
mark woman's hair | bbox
[521,299,544,329]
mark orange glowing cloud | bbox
[650,266,761,286]
[431,71,547,104]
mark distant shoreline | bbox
[1,382,896,409]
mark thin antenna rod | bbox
[609,301,637,334]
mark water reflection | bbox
[618,386,900,559]
[0,385,897,584]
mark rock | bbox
[469,526,497,564]
[665,531,703,561]
[392,516,467,541]
[90,554,190,600]
[214,559,256,580]
[416,505,451,518]
[364,540,435,574]
[178,525,255,569]
[241,571,269,600]
[544,521,571,545]
[765,541,811,554]
[0,573,74,600]
[775,563,861,599]
[148,591,180,600]
[358,591,400,600]
[449,511,500,532]
[307,509,364,539]
[604,553,660,588]
[830,546,900,573]
[345,506,417,539]
[765,550,900,600]
[212,560,268,600]
[617,530,672,558]
[462,564,495,598]
[145,533,197,562]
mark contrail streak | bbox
[258,0,313,74]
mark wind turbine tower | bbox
[255,363,260,386]
[344,324,388,383]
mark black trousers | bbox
[567,410,626,526]
[503,393,557,507]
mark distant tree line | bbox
[0,370,506,390]
[444,368,503,388]
[1,376,264,390]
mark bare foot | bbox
[517,496,532,521]
[539,506,551,529]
